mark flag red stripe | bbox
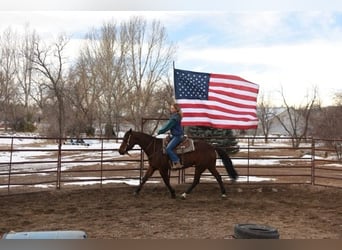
[210,81,259,94]
[182,112,258,122]
[178,102,258,118]
[208,95,257,110]
[210,74,259,93]
[209,88,258,102]
[210,73,254,83]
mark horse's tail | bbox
[215,147,238,181]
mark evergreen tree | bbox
[185,126,239,154]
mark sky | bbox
[1,1,342,106]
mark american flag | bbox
[174,68,259,130]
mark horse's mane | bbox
[132,131,162,143]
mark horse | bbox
[118,129,238,199]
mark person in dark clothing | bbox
[158,103,184,169]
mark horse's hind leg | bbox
[208,166,227,197]
[134,166,155,196]
[182,167,204,199]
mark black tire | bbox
[234,224,280,239]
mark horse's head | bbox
[119,129,135,155]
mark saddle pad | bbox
[162,136,195,154]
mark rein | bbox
[124,133,160,160]
[143,137,160,161]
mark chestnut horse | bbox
[118,129,238,199]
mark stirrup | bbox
[171,162,183,170]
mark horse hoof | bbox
[221,194,227,198]
[180,193,187,199]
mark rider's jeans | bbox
[166,135,182,163]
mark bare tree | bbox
[15,25,39,125]
[274,85,319,147]
[311,106,342,139]
[257,93,275,143]
[93,22,129,137]
[333,91,342,106]
[143,73,175,134]
[121,17,176,130]
[66,53,101,136]
[76,17,176,134]
[311,91,342,139]
[31,35,69,137]
[75,22,130,137]
[0,28,19,131]
[16,26,35,109]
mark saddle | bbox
[162,135,195,154]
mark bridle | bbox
[121,133,132,155]
[121,132,159,160]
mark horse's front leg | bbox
[134,166,155,196]
[159,167,176,199]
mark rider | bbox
[158,103,184,170]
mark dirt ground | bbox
[0,183,341,239]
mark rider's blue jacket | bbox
[158,113,183,136]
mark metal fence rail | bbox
[0,135,341,195]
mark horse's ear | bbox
[129,128,132,132]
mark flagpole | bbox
[172,61,176,103]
